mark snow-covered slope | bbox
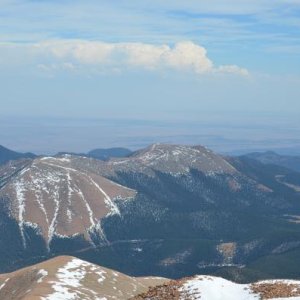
[106,143,238,176]
[0,256,167,300]
[0,155,136,249]
[133,275,300,300]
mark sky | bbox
[0,0,300,153]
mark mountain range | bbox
[0,144,132,167]
[57,147,133,161]
[243,151,300,173]
[0,145,36,166]
[1,143,300,293]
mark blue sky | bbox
[0,0,300,153]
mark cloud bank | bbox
[32,40,248,76]
[0,0,299,76]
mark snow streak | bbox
[15,178,27,248]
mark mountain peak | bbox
[128,143,237,175]
[0,155,136,250]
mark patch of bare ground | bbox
[251,281,300,299]
[0,269,40,300]
[130,277,202,300]
[217,242,236,261]
[130,279,183,300]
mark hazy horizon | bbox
[1,112,300,155]
[1,0,300,155]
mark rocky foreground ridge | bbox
[0,256,166,300]
[132,276,300,300]
[1,256,300,300]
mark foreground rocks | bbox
[251,281,300,299]
[131,276,300,300]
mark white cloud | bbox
[0,0,299,77]
[217,65,249,76]
[32,40,248,76]
[162,41,213,73]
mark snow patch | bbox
[90,265,107,283]
[87,175,120,216]
[43,258,91,300]
[37,269,48,283]
[14,179,27,248]
[180,276,259,300]
[47,184,60,249]
[0,278,10,290]
[180,276,300,300]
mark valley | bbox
[0,143,300,285]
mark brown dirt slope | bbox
[0,256,167,300]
